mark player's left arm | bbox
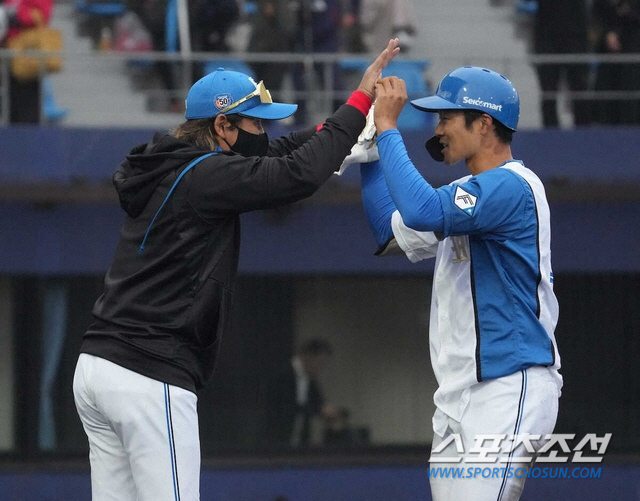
[437,168,530,238]
[375,128,529,240]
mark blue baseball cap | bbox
[410,66,519,131]
[185,68,297,120]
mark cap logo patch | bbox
[454,185,477,216]
[215,93,233,110]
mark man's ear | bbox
[479,113,495,134]
[212,114,229,138]
[479,113,494,134]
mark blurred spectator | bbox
[340,0,367,53]
[290,0,344,125]
[249,0,360,117]
[532,0,592,127]
[360,0,415,54]
[591,0,640,124]
[113,10,153,52]
[189,0,239,55]
[127,0,240,111]
[1,0,53,123]
[74,0,126,50]
[127,0,181,111]
[247,0,295,90]
[264,338,336,447]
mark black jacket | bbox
[534,0,588,53]
[264,364,324,446]
[81,104,365,392]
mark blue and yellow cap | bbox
[185,68,297,120]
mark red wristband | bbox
[346,90,373,116]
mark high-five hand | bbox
[374,76,408,133]
[357,38,401,98]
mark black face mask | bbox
[230,127,269,157]
[425,135,445,162]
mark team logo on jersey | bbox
[454,186,477,216]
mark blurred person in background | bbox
[188,0,239,54]
[360,0,415,54]
[247,0,295,91]
[127,0,181,111]
[265,338,338,447]
[340,0,367,54]
[128,0,240,112]
[532,0,592,127]
[289,0,344,125]
[591,0,640,124]
[0,0,53,123]
[248,0,364,116]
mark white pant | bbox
[429,367,560,501]
[73,354,201,501]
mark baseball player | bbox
[358,67,562,500]
[72,40,400,501]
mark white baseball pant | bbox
[73,353,201,501]
[429,366,560,501]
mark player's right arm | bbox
[360,160,395,252]
[360,160,440,260]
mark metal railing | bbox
[2,48,640,126]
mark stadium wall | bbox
[0,126,638,274]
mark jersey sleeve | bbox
[360,160,395,250]
[376,129,444,232]
[437,168,532,239]
[391,211,440,263]
[266,126,317,157]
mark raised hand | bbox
[357,38,401,98]
[373,76,408,133]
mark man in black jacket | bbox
[73,39,400,501]
[265,338,334,447]
[532,0,591,126]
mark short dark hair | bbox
[298,338,333,356]
[463,109,513,144]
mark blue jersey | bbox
[390,161,562,424]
